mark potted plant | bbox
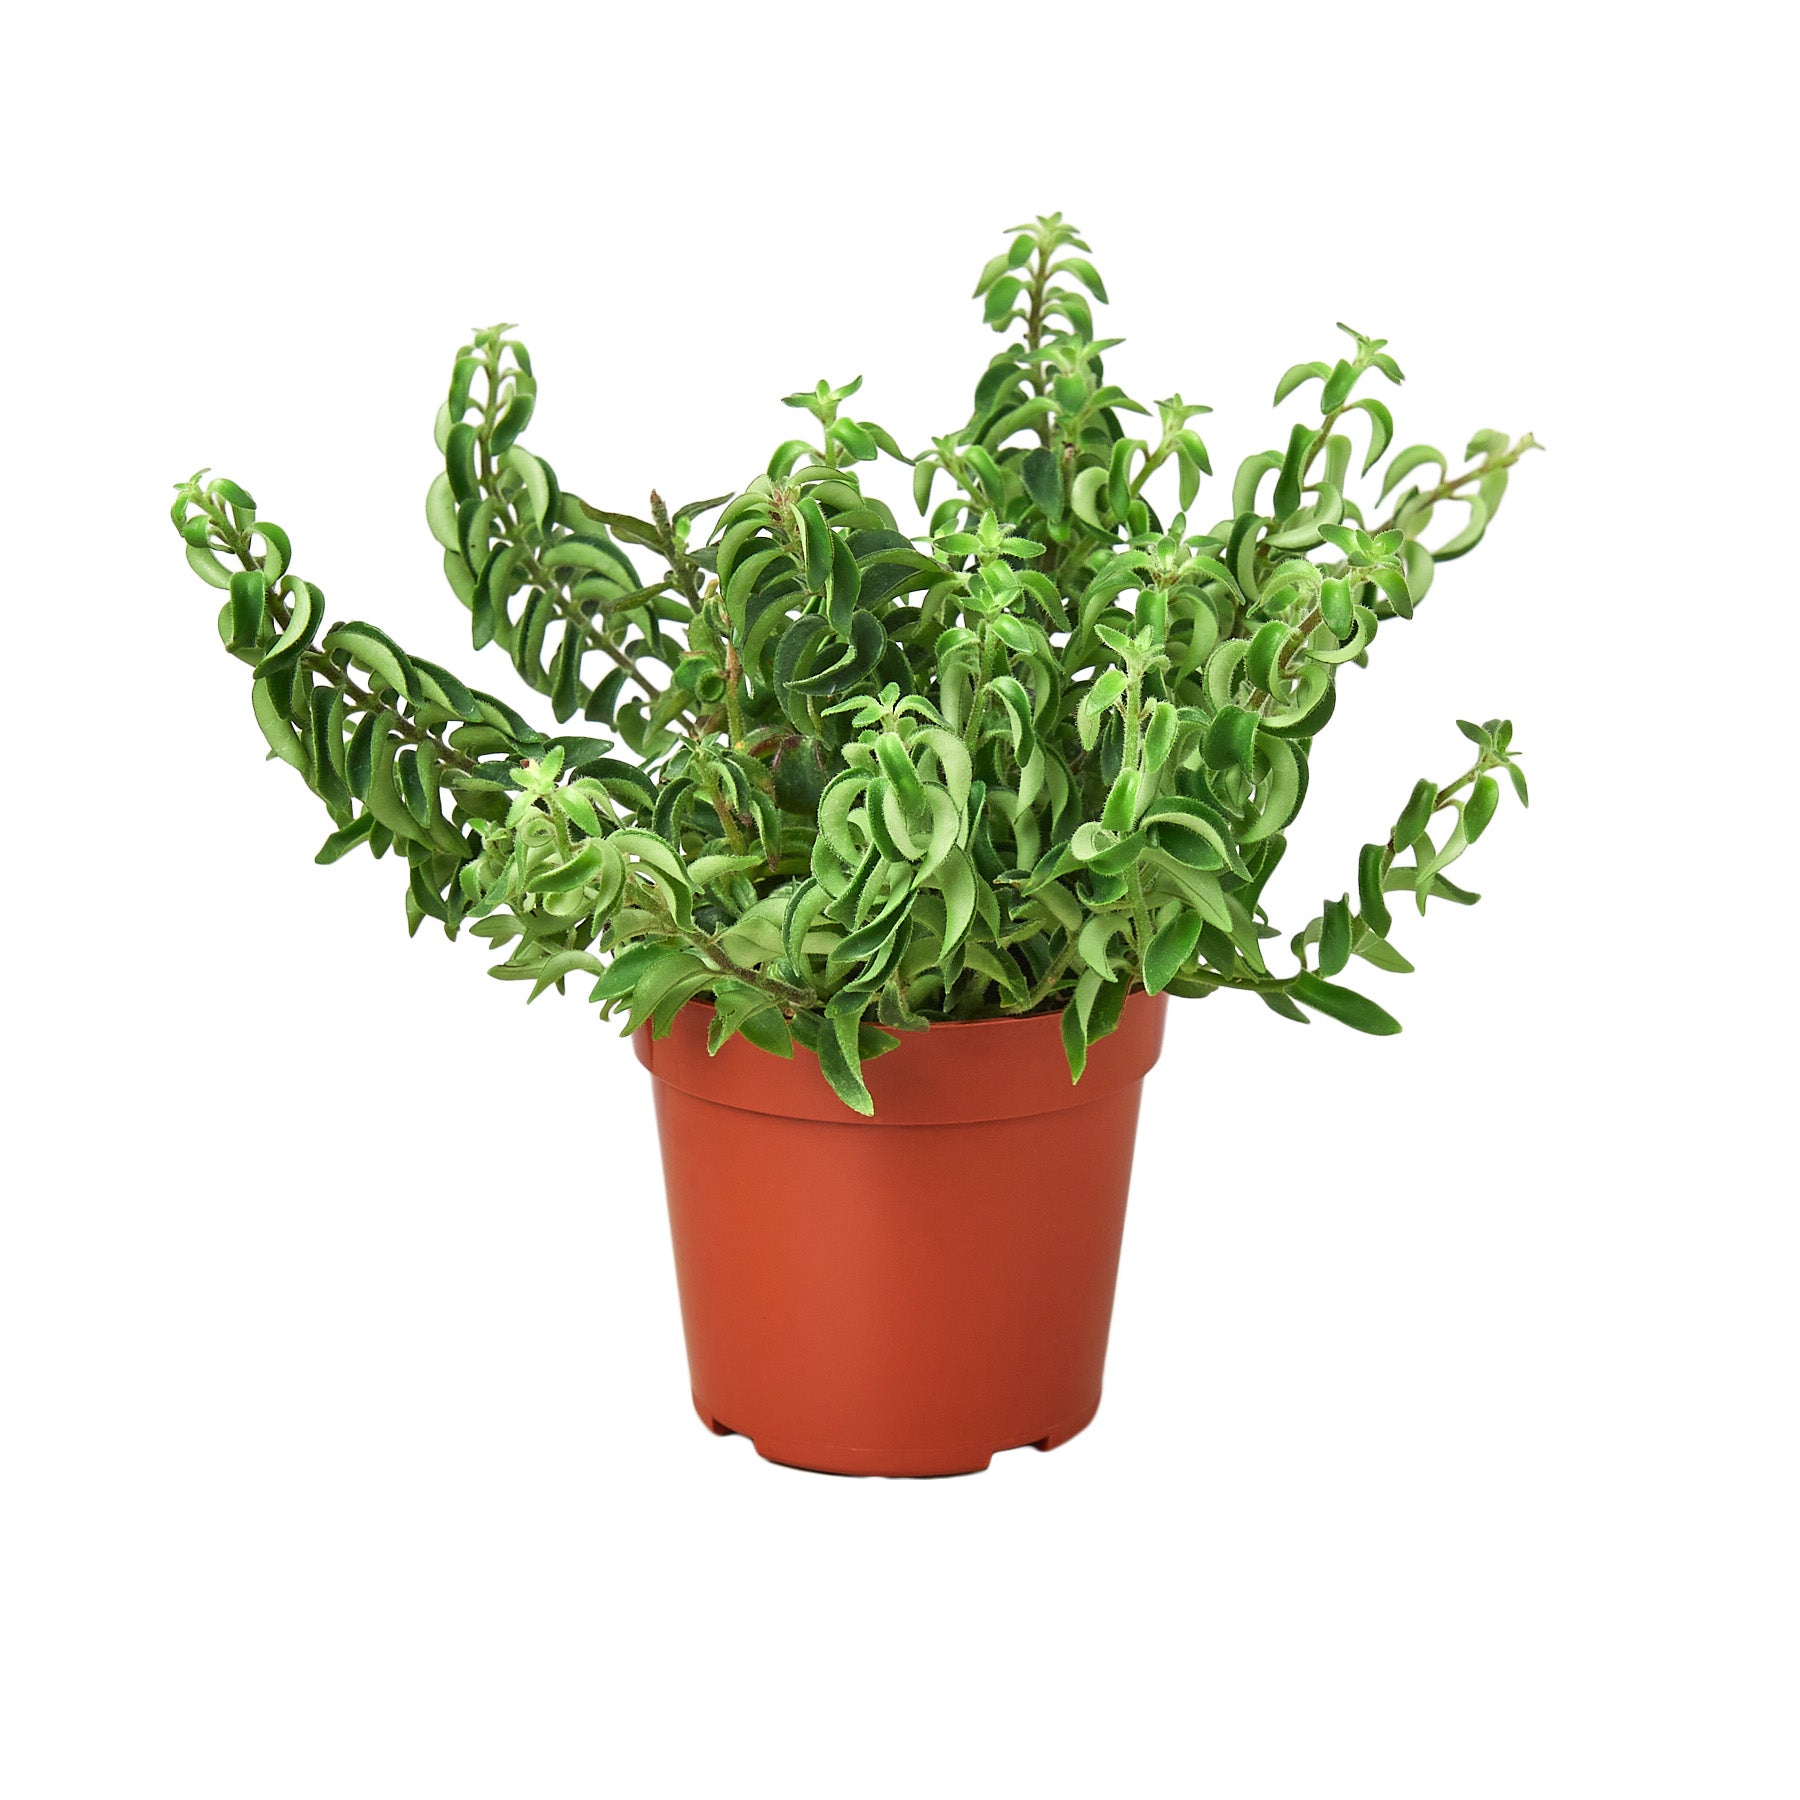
[171,213,1536,1476]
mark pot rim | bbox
[634,990,1168,1126]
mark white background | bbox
[3,4,1793,1795]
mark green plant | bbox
[171,213,1537,1114]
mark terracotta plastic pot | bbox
[634,992,1167,1476]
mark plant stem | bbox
[1301,404,1348,479]
[1373,438,1537,537]
[1016,937,1079,1012]
[1024,242,1052,441]
[650,490,704,610]
[471,336,681,712]
[703,767,748,854]
[1125,865,1155,962]
[722,641,746,750]
[217,519,478,772]
[697,935,812,1008]
[493,489,672,705]
[1250,438,1540,699]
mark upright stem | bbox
[1024,243,1054,445]
[723,641,746,750]
[1125,866,1155,961]
[475,338,679,710]
[1301,404,1349,479]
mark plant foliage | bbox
[172,214,1537,1113]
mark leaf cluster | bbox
[173,214,1539,1113]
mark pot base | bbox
[693,1392,1102,1478]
